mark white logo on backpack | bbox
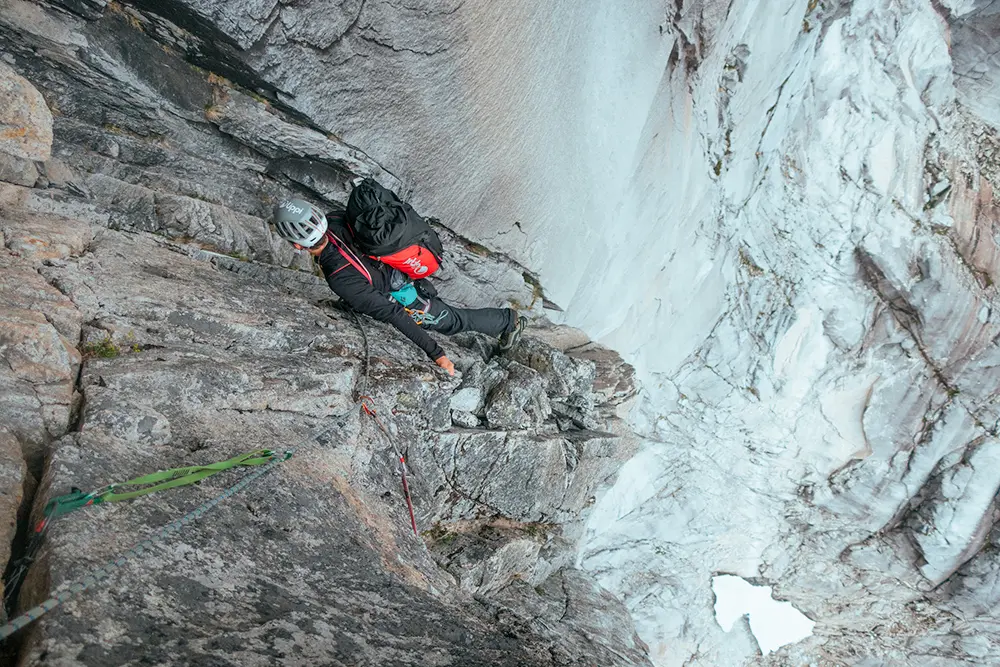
[404,257,429,275]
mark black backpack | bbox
[345,179,444,279]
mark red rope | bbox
[360,397,418,536]
[398,456,418,537]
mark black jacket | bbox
[317,212,444,360]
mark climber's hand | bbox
[435,355,455,376]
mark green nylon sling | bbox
[41,449,285,522]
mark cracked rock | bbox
[451,409,480,429]
[507,337,596,401]
[485,361,551,430]
[0,427,25,615]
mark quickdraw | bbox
[360,396,418,536]
[403,298,448,327]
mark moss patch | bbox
[522,271,545,307]
[465,241,491,257]
[82,335,121,359]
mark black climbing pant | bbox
[406,295,515,337]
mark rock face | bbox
[0,428,26,614]
[3,0,1000,666]
[4,210,643,666]
[951,3,1000,130]
[0,18,648,665]
[0,60,52,187]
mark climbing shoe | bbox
[498,312,526,351]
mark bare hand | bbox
[435,355,455,376]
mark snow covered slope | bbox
[574,1,1000,664]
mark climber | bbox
[271,198,525,376]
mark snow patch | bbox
[712,575,815,655]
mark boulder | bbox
[420,427,633,524]
[506,337,596,400]
[0,59,52,187]
[484,361,551,430]
[429,524,543,597]
[450,386,485,414]
[0,249,81,461]
[451,410,480,429]
[565,342,638,408]
[485,569,653,667]
[0,153,37,187]
[0,208,91,261]
[0,59,52,162]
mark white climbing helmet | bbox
[272,199,327,248]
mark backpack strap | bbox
[326,231,373,285]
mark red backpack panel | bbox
[373,244,441,279]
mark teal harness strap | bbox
[388,282,418,306]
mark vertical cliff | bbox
[2,0,1000,665]
[0,2,649,664]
